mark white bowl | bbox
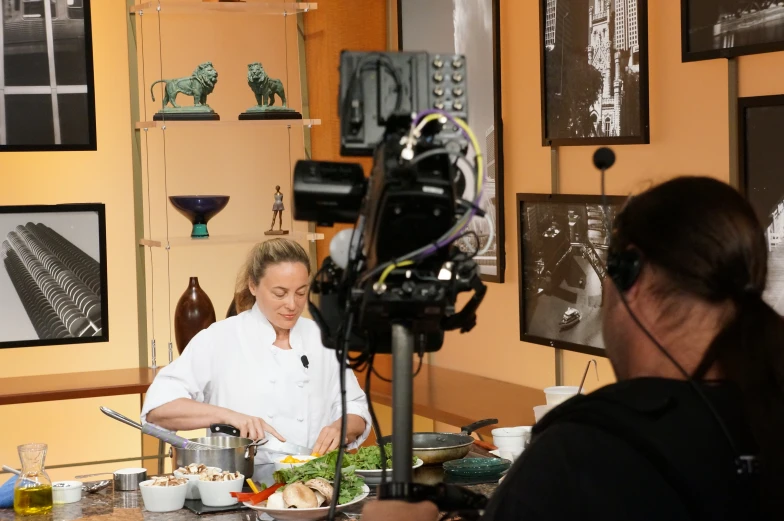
[52,481,82,504]
[173,467,221,500]
[273,454,316,472]
[543,386,581,405]
[196,474,244,507]
[139,479,187,512]
[355,458,424,485]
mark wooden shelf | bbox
[0,368,157,406]
[135,119,320,130]
[139,231,324,248]
[364,364,545,435]
[130,1,317,15]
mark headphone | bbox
[595,148,758,479]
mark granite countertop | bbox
[0,481,499,521]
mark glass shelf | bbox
[139,231,324,248]
[135,118,320,130]
[130,1,317,15]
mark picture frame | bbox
[681,1,784,62]
[0,0,97,151]
[539,0,650,146]
[737,95,784,316]
[0,203,108,349]
[517,193,627,357]
[398,0,506,283]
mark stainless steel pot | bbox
[171,436,256,479]
[379,418,498,465]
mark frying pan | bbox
[379,418,498,465]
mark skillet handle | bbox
[461,418,498,435]
[210,424,241,437]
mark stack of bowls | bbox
[491,426,531,461]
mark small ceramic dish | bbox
[52,481,82,504]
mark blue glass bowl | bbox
[169,195,230,238]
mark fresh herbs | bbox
[344,443,417,470]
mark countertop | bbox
[0,480,498,521]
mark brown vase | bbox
[174,277,216,354]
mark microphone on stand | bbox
[593,147,616,229]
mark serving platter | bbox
[243,484,370,521]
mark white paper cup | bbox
[544,386,580,405]
[491,426,530,451]
[533,404,556,423]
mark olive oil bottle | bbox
[14,443,53,516]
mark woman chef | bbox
[140,239,372,484]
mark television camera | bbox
[292,51,490,518]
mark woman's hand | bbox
[224,411,285,442]
[312,420,344,456]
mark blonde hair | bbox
[234,238,311,313]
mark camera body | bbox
[292,51,485,354]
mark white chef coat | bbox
[140,304,372,484]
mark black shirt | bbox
[481,378,760,521]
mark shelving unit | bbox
[129,1,317,15]
[127,0,320,369]
[134,118,321,129]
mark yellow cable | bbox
[378,260,414,285]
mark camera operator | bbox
[363,176,784,520]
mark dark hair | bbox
[613,176,784,510]
[234,238,311,313]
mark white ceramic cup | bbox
[196,475,245,507]
[533,404,556,422]
[543,385,580,405]
[491,426,531,451]
[138,479,188,513]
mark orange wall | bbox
[418,1,775,395]
[0,1,145,480]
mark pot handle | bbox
[461,418,498,435]
[211,424,241,437]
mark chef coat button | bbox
[270,378,276,384]
[297,417,304,422]
[297,382,304,388]
[269,414,275,419]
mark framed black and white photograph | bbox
[398,0,506,283]
[0,203,108,349]
[539,0,650,146]
[517,193,626,357]
[0,0,96,151]
[738,95,784,315]
[682,1,784,62]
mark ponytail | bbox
[707,293,784,513]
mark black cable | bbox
[365,353,388,486]
[327,311,354,521]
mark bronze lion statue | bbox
[150,62,219,109]
[247,62,287,107]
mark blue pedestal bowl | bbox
[168,195,230,238]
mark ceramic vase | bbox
[174,277,216,354]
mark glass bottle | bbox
[14,443,53,516]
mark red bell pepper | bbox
[249,483,284,505]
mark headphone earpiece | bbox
[607,249,642,292]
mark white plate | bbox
[354,458,424,485]
[244,484,370,521]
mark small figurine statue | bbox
[150,61,220,121]
[264,185,289,236]
[239,62,302,120]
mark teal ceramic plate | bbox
[442,458,511,478]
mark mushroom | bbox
[305,477,334,506]
[282,482,319,509]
